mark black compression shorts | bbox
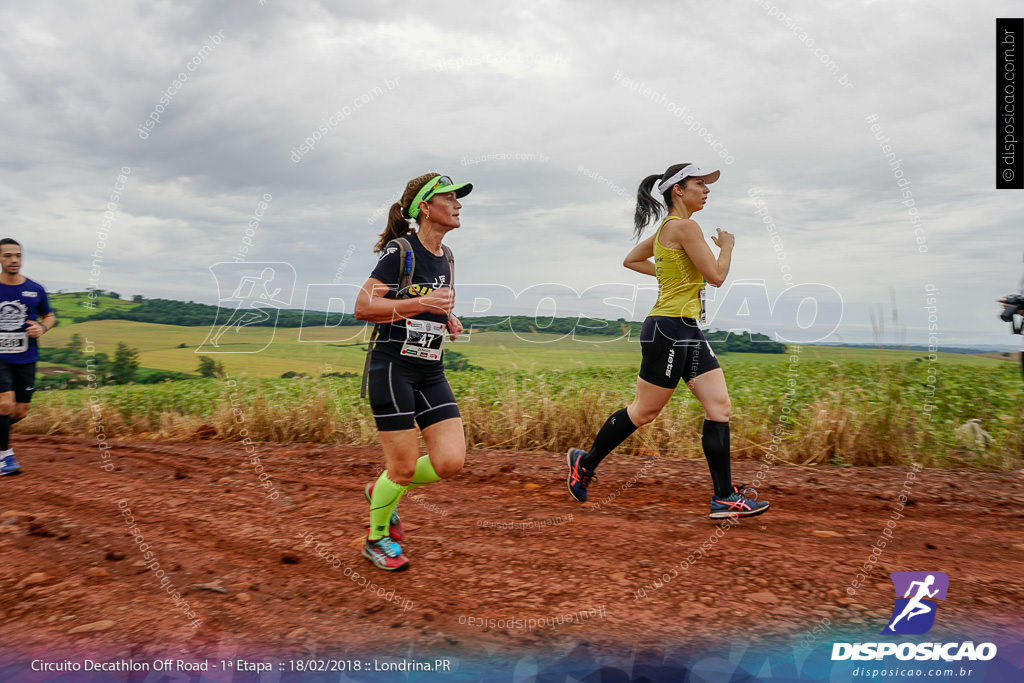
[367,351,461,431]
[638,317,720,389]
[0,361,36,403]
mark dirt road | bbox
[0,435,1021,676]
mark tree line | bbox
[69,295,784,353]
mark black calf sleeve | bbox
[582,408,638,470]
[702,419,733,498]
[0,415,10,451]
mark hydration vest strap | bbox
[360,324,382,399]
[360,236,455,399]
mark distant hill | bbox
[52,292,314,327]
[50,292,786,353]
[813,341,1021,355]
[49,291,138,321]
[463,316,784,353]
[86,297,315,327]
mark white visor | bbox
[656,165,720,194]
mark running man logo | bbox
[881,571,949,635]
[198,262,296,354]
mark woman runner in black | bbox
[354,173,472,570]
[566,163,769,518]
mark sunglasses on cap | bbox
[408,176,451,219]
[407,175,473,219]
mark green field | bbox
[41,292,1015,376]
[41,319,650,376]
[41,317,1013,378]
[48,291,139,320]
[44,320,369,377]
[24,350,1023,469]
[31,295,1023,469]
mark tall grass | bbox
[19,356,1023,469]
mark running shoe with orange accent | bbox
[362,535,410,571]
[566,448,597,502]
[709,485,770,518]
[365,481,405,541]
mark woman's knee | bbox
[704,398,731,422]
[421,418,466,479]
[387,461,417,483]
[431,445,465,479]
[627,403,660,427]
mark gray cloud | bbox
[0,0,1019,346]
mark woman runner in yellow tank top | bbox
[566,163,769,519]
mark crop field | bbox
[40,318,1014,375]
[23,347,1022,469]
[30,308,1022,470]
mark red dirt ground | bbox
[1,434,1022,666]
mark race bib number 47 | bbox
[0,332,28,354]
[400,319,445,361]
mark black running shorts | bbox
[0,361,36,403]
[367,351,461,432]
[638,317,720,389]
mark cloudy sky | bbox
[2,0,1021,347]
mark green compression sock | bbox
[406,455,442,489]
[368,472,406,541]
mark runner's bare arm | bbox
[446,315,463,341]
[667,219,734,287]
[354,278,455,323]
[25,313,56,338]
[623,236,656,277]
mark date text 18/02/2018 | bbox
[286,659,453,673]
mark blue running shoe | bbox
[0,453,21,476]
[362,535,409,571]
[566,448,597,502]
[365,481,405,541]
[710,484,769,518]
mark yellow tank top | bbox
[648,215,706,320]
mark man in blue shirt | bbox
[0,239,56,475]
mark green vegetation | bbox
[21,351,1023,470]
[38,344,104,371]
[443,349,480,372]
[197,356,226,378]
[38,314,1014,379]
[29,293,1022,471]
[36,335,192,389]
[49,293,783,353]
[48,291,138,322]
[110,342,140,384]
[85,297,318,327]
[460,317,784,353]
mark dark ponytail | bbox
[374,171,441,253]
[632,162,693,241]
[633,174,664,241]
[376,203,412,253]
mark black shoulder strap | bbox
[440,243,454,286]
[362,236,413,399]
[359,324,381,399]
